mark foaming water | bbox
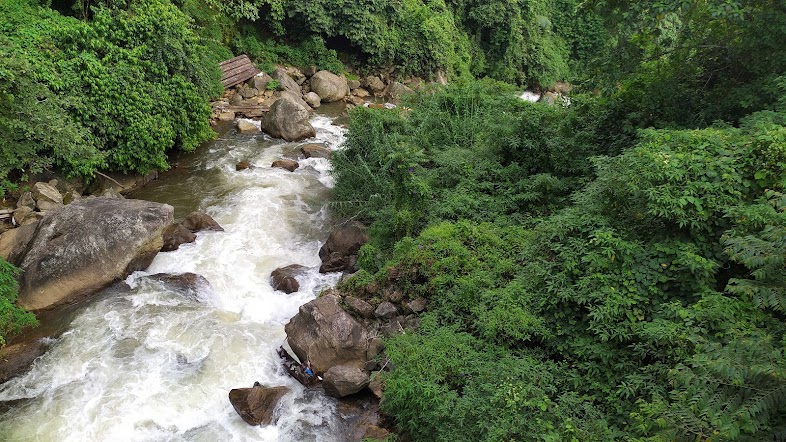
[0,115,347,441]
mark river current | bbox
[0,110,348,441]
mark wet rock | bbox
[237,119,261,134]
[318,222,368,273]
[236,161,252,171]
[272,159,299,172]
[262,96,316,142]
[228,384,289,426]
[11,198,173,311]
[285,293,369,373]
[146,272,211,299]
[300,144,331,159]
[310,70,349,102]
[322,365,370,398]
[270,264,307,294]
[374,301,399,319]
[0,340,47,384]
[304,92,321,109]
[181,212,224,233]
[161,223,196,252]
[344,296,375,319]
[32,182,63,212]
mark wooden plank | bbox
[220,59,253,77]
[221,68,262,88]
[219,55,248,68]
[218,54,261,89]
[221,61,258,80]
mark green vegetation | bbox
[0,0,221,197]
[332,1,786,437]
[0,258,37,347]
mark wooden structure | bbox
[219,55,261,89]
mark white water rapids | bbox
[0,113,349,441]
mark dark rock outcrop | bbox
[318,222,368,273]
[262,96,316,142]
[271,160,299,172]
[146,272,212,299]
[300,144,331,159]
[322,365,370,398]
[270,264,307,294]
[0,340,47,384]
[284,293,369,373]
[228,384,289,426]
[7,198,172,311]
[161,223,196,252]
[181,212,224,233]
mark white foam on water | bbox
[519,90,541,102]
[0,114,348,441]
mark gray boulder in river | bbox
[309,70,349,103]
[0,197,173,311]
[262,96,316,141]
[284,292,369,374]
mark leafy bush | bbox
[0,0,221,189]
[335,80,786,440]
[0,258,37,347]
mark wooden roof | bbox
[219,55,261,89]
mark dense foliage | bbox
[0,0,221,196]
[208,0,600,85]
[0,258,37,347]
[333,80,786,441]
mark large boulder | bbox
[228,384,289,426]
[310,70,349,103]
[262,96,316,142]
[318,222,368,273]
[280,90,311,112]
[10,198,173,311]
[270,264,307,294]
[284,293,369,374]
[322,365,370,398]
[271,68,301,95]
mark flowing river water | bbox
[0,105,353,441]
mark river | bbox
[0,105,351,441]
